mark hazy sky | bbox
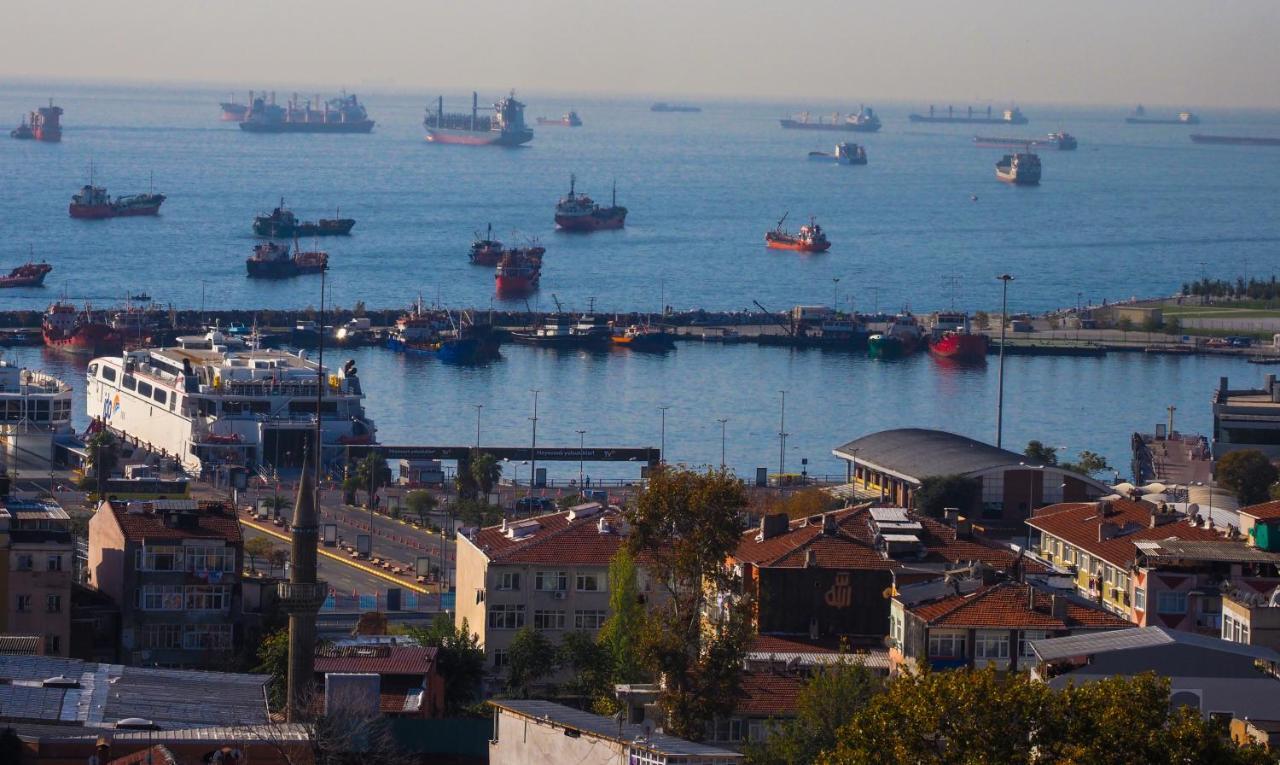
[3,0,1279,107]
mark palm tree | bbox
[470,451,502,498]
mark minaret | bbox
[279,459,326,721]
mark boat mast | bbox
[611,179,616,208]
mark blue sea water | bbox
[1,83,1277,479]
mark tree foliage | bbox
[598,546,647,686]
[244,536,274,573]
[470,451,503,497]
[818,668,1271,765]
[557,630,615,706]
[913,474,982,518]
[746,659,881,765]
[345,453,392,505]
[405,490,437,526]
[407,614,486,714]
[1217,449,1279,505]
[1023,440,1059,466]
[253,627,292,711]
[767,487,844,519]
[1062,450,1111,477]
[625,466,751,741]
[86,429,119,478]
[506,626,557,697]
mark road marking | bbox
[241,518,430,595]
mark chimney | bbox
[1098,522,1118,542]
[955,517,973,538]
[500,518,508,533]
[1051,594,1068,620]
[808,617,819,640]
[757,513,789,542]
[821,512,838,536]
[1097,500,1114,517]
[1219,376,1229,397]
[1028,584,1037,612]
[804,549,818,568]
[95,737,110,764]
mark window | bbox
[574,609,607,630]
[182,624,233,651]
[533,610,566,630]
[185,545,234,573]
[139,585,185,610]
[47,555,62,572]
[153,388,167,404]
[928,631,966,658]
[123,375,137,391]
[496,572,521,591]
[137,546,182,572]
[890,612,904,647]
[185,586,230,610]
[1157,591,1188,614]
[16,595,30,613]
[974,631,1009,660]
[493,649,509,669]
[14,554,33,571]
[708,717,744,743]
[487,604,525,630]
[576,573,602,592]
[1080,553,1091,571]
[1065,547,1076,565]
[1134,587,1146,611]
[46,595,61,613]
[46,635,60,654]
[101,366,116,382]
[1224,612,1251,645]
[535,571,568,592]
[1019,630,1048,658]
[137,381,153,398]
[139,624,183,650]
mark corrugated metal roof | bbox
[1030,626,1280,663]
[1135,539,1280,563]
[833,428,1030,480]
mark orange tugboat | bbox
[611,323,676,351]
[765,213,831,252]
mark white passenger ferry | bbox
[86,345,375,474]
[0,361,73,470]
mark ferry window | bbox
[152,388,167,405]
[34,400,49,421]
[250,400,271,414]
[123,375,136,392]
[137,381,153,398]
[101,366,116,382]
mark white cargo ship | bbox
[86,345,375,474]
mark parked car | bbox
[515,496,557,514]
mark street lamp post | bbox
[778,390,788,480]
[473,404,483,449]
[528,389,540,495]
[576,429,586,489]
[995,274,1014,448]
[658,406,671,463]
[717,418,728,471]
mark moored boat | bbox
[910,105,1027,124]
[974,131,1076,150]
[245,240,328,278]
[512,313,611,348]
[1190,134,1280,147]
[424,91,532,146]
[554,176,627,232]
[12,101,62,142]
[995,152,1041,185]
[494,249,543,297]
[43,302,122,356]
[808,142,867,165]
[386,302,497,363]
[927,312,988,363]
[610,323,676,351]
[469,224,505,266]
[69,171,165,219]
[0,262,52,288]
[781,106,881,132]
[537,111,582,127]
[253,199,355,237]
[868,313,924,359]
[765,213,831,252]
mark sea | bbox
[2,83,1279,480]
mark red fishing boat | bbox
[0,262,52,288]
[554,176,627,232]
[42,302,122,355]
[469,224,505,266]
[69,166,164,219]
[765,213,831,252]
[927,312,989,363]
[494,250,542,297]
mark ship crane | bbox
[551,293,564,314]
[753,299,798,338]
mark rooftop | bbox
[1133,538,1280,564]
[466,505,625,566]
[736,671,805,718]
[0,654,269,730]
[315,644,438,676]
[1030,625,1280,663]
[100,498,242,543]
[491,699,743,760]
[832,428,1033,480]
[1027,498,1224,568]
[1241,500,1280,522]
[902,580,1131,630]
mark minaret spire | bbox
[280,454,326,721]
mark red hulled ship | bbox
[0,262,53,288]
[424,91,533,146]
[69,167,165,219]
[494,249,542,297]
[927,312,989,363]
[11,101,63,142]
[554,176,627,232]
[765,213,831,252]
[42,302,122,355]
[469,224,505,266]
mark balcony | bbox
[276,581,328,612]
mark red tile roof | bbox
[734,506,1038,574]
[748,634,840,655]
[314,645,438,676]
[1241,500,1280,522]
[1027,499,1223,568]
[736,670,805,718]
[467,507,626,566]
[104,499,242,543]
[905,581,1132,630]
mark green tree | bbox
[244,536,274,573]
[470,451,503,498]
[746,659,882,765]
[345,452,392,506]
[506,626,557,697]
[598,546,647,688]
[407,614,486,714]
[1217,449,1279,505]
[913,474,981,518]
[1023,440,1059,466]
[626,466,751,740]
[405,490,438,527]
[1062,450,1111,477]
[557,630,614,707]
[86,429,119,481]
[253,627,292,710]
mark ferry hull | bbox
[425,127,533,146]
[44,326,122,356]
[765,238,831,253]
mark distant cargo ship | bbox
[554,176,627,232]
[424,92,533,147]
[219,92,252,122]
[1125,105,1199,125]
[10,101,62,142]
[651,103,701,113]
[781,106,880,133]
[537,111,582,127]
[808,142,867,165]
[245,241,328,278]
[253,200,355,237]
[974,131,1077,150]
[995,152,1041,185]
[1190,134,1280,147]
[765,213,831,253]
[239,92,375,133]
[909,105,1028,125]
[69,168,165,219]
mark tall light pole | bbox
[473,404,483,449]
[717,418,728,471]
[995,274,1014,448]
[832,278,840,312]
[778,391,788,479]
[576,429,586,489]
[657,406,671,463]
[528,390,540,495]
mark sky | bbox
[2,0,1279,107]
